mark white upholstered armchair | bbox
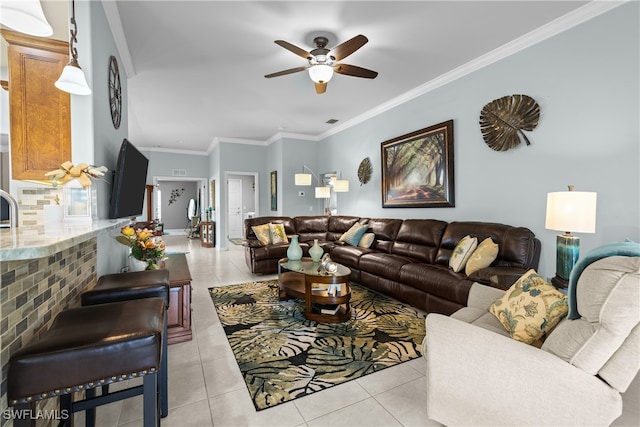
[424,252,639,426]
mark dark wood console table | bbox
[161,253,192,344]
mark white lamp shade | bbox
[0,0,53,37]
[315,186,330,198]
[308,65,334,83]
[55,64,92,95]
[295,173,312,186]
[333,179,349,192]
[545,191,597,233]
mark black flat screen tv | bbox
[109,139,149,219]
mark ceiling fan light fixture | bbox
[308,64,333,84]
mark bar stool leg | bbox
[11,402,34,427]
[160,311,168,417]
[84,388,95,427]
[143,372,158,427]
[60,394,73,427]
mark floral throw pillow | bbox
[489,269,569,345]
[449,235,478,272]
[251,223,272,246]
[269,223,288,244]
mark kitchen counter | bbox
[0,219,128,261]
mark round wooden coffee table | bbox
[278,257,351,323]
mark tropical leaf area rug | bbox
[209,280,426,411]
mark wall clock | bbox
[108,55,122,129]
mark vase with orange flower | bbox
[116,225,167,270]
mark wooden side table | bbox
[160,253,193,344]
[200,221,215,248]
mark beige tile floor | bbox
[84,235,639,427]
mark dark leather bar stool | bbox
[7,298,165,427]
[81,270,170,420]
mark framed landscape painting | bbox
[381,120,455,208]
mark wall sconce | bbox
[55,0,92,95]
[295,165,330,198]
[0,0,53,37]
[545,185,597,288]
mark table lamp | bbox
[545,185,597,288]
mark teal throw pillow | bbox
[339,222,369,246]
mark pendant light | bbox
[55,0,91,95]
[0,0,53,37]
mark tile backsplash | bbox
[17,187,63,227]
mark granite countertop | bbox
[0,219,129,261]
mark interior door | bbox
[227,178,243,239]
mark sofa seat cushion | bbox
[330,245,376,270]
[359,252,417,281]
[451,307,510,337]
[251,243,303,261]
[400,263,473,306]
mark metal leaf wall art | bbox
[357,157,372,185]
[479,94,540,151]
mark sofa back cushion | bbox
[435,221,539,269]
[245,216,295,241]
[367,218,403,252]
[391,219,448,263]
[542,256,640,392]
[327,216,362,241]
[294,215,330,243]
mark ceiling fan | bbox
[265,34,378,94]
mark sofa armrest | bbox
[469,266,529,289]
[424,314,622,427]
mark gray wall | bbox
[159,180,198,230]
[315,2,639,278]
[141,149,210,184]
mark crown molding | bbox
[101,0,136,78]
[316,0,627,141]
[140,146,210,156]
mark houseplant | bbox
[116,226,167,270]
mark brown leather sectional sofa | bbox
[243,215,540,315]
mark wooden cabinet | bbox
[1,30,71,181]
[162,253,193,344]
[200,221,215,247]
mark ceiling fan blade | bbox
[264,66,308,78]
[330,34,368,61]
[274,40,312,60]
[315,82,327,94]
[334,63,378,79]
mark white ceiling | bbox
[13,1,617,154]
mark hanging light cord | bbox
[67,0,80,66]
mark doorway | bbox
[153,176,207,235]
[224,171,258,243]
[228,178,242,239]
